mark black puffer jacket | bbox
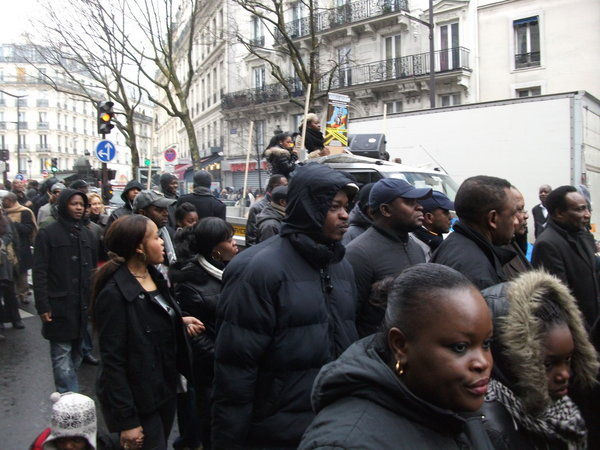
[255,202,285,243]
[263,146,297,178]
[173,257,222,386]
[245,195,269,247]
[481,271,599,449]
[107,180,144,227]
[299,335,495,450]
[33,190,97,341]
[432,221,515,290]
[341,203,372,245]
[211,163,358,449]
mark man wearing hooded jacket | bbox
[106,180,143,227]
[211,163,359,449]
[33,189,98,393]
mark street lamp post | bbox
[401,0,436,108]
[0,89,28,174]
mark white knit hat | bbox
[42,392,97,449]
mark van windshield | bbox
[389,172,459,201]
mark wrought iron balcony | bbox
[37,122,49,130]
[17,121,28,129]
[222,78,304,110]
[249,36,265,47]
[324,47,470,90]
[0,99,5,107]
[276,0,408,42]
[16,99,28,107]
[36,144,51,152]
[0,122,5,130]
[515,51,540,69]
[222,48,469,109]
[36,99,49,107]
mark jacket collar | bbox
[285,233,345,269]
[193,186,212,196]
[372,223,410,244]
[113,264,170,302]
[454,222,515,267]
[546,219,596,269]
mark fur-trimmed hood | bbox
[264,145,292,159]
[482,271,599,415]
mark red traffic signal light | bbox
[97,101,115,135]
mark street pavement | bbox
[0,294,179,449]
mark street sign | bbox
[164,147,177,162]
[95,140,117,163]
[14,174,24,181]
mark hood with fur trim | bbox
[482,271,599,415]
[264,146,292,159]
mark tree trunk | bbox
[180,113,201,167]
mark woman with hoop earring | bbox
[91,215,204,450]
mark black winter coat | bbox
[432,221,515,290]
[532,219,600,329]
[177,186,226,221]
[532,204,549,238]
[94,265,192,432]
[107,180,144,227]
[345,224,426,337]
[211,163,359,449]
[255,202,285,243]
[300,335,495,450]
[245,196,268,247]
[33,190,97,342]
[173,258,222,386]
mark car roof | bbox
[315,154,447,175]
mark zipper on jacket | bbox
[320,267,336,359]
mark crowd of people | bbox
[1,147,599,450]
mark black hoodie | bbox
[211,163,359,449]
[107,180,144,227]
[300,335,495,450]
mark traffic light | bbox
[0,149,8,161]
[50,158,58,173]
[102,182,113,204]
[97,101,115,135]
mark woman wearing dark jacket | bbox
[300,264,495,450]
[0,209,23,332]
[92,215,203,450]
[173,217,238,449]
[263,132,298,178]
[481,271,598,449]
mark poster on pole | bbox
[324,93,350,153]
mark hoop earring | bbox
[395,360,404,376]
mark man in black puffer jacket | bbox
[106,179,143,227]
[211,163,359,450]
[177,170,225,221]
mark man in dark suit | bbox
[531,184,552,238]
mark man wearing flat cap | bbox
[345,178,432,337]
[133,190,177,279]
[410,190,454,261]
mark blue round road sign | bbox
[95,140,116,163]
[14,174,24,181]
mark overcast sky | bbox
[1,1,47,43]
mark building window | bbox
[337,46,352,87]
[440,93,461,107]
[39,134,48,148]
[385,35,402,78]
[253,66,266,90]
[251,16,264,46]
[385,101,403,114]
[514,17,540,68]
[516,86,541,97]
[440,22,460,71]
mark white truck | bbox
[349,91,600,237]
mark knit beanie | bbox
[42,392,97,449]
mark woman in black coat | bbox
[300,264,495,450]
[92,215,204,450]
[263,132,298,178]
[173,217,238,449]
[0,209,22,332]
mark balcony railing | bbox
[222,78,304,109]
[37,122,49,129]
[17,121,28,129]
[36,144,51,152]
[276,0,408,42]
[15,144,29,150]
[250,36,265,47]
[0,99,5,107]
[0,122,5,130]
[16,99,28,107]
[515,51,540,69]
[325,47,470,90]
[36,99,49,107]
[222,47,469,110]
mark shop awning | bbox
[199,153,223,169]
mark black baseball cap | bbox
[369,178,432,209]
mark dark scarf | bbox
[286,232,345,270]
[305,127,325,152]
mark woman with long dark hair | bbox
[92,214,203,450]
[263,132,298,178]
[173,217,238,449]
